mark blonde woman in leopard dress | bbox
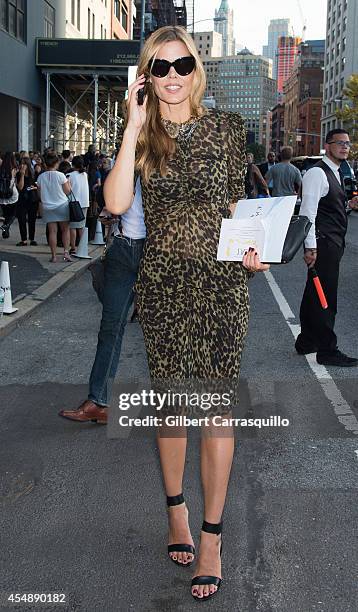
[105,25,269,602]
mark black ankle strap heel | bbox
[167,493,185,507]
[167,493,195,567]
[191,520,223,601]
[202,520,222,535]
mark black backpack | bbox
[0,175,14,199]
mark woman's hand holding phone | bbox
[126,74,148,135]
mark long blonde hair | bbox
[133,26,207,182]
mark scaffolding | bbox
[43,70,127,154]
[36,38,140,154]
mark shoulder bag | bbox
[281,215,312,263]
[68,189,85,222]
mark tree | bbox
[335,74,358,160]
[246,143,266,163]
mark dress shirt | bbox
[300,155,343,249]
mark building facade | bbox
[133,0,185,39]
[322,0,358,140]
[194,30,222,59]
[262,18,290,80]
[0,0,135,153]
[0,0,65,152]
[214,0,235,56]
[283,40,325,154]
[270,103,285,154]
[276,35,301,98]
[204,49,276,144]
[66,0,111,40]
[112,0,134,39]
[297,97,323,156]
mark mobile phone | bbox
[137,80,147,106]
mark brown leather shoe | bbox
[59,400,107,424]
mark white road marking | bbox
[264,270,358,435]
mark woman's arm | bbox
[62,180,71,196]
[16,172,25,192]
[253,165,269,195]
[37,185,43,216]
[104,74,147,215]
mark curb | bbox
[0,246,103,339]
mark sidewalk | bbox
[0,217,103,338]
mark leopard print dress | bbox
[136,109,250,383]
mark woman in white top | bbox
[37,153,72,262]
[0,152,19,239]
[68,156,89,255]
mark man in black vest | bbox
[295,129,358,366]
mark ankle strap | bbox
[202,520,222,535]
[167,493,184,507]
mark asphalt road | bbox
[1,214,358,612]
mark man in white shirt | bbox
[296,129,358,367]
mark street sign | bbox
[36,39,141,68]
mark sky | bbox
[194,0,327,54]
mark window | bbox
[0,0,26,42]
[114,0,120,19]
[18,102,37,151]
[87,7,90,37]
[44,1,55,38]
[71,0,75,25]
[121,3,127,32]
[101,23,103,38]
[77,0,80,30]
[92,12,95,38]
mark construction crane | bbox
[296,0,307,41]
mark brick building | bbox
[276,36,301,98]
[283,40,325,155]
[270,103,285,155]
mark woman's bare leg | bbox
[192,418,234,598]
[59,221,70,252]
[157,426,194,565]
[70,228,76,251]
[47,222,58,260]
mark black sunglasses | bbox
[149,56,196,78]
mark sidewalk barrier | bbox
[91,219,105,245]
[74,228,92,259]
[0,261,18,315]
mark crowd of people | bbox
[0,146,114,261]
[245,146,303,199]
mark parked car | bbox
[340,159,358,201]
[291,156,323,176]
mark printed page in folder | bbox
[217,196,297,263]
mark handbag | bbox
[0,175,14,199]
[281,215,312,263]
[68,189,85,222]
[88,221,116,304]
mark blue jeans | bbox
[88,235,144,406]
